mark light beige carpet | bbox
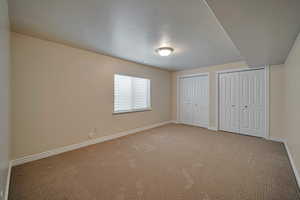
[9,124,300,200]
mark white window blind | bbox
[114,74,151,113]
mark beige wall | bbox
[269,64,284,141]
[11,33,171,159]
[10,31,288,162]
[0,0,10,198]
[171,62,284,140]
[282,32,300,175]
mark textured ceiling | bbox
[205,0,300,67]
[8,0,243,70]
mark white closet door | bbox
[219,72,240,133]
[193,76,209,128]
[180,75,209,128]
[180,77,194,125]
[239,70,265,137]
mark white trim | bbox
[177,72,210,78]
[207,73,210,129]
[215,71,219,131]
[208,126,218,131]
[176,77,180,122]
[268,137,285,143]
[6,122,300,192]
[11,121,172,166]
[113,108,152,115]
[176,72,210,128]
[215,66,265,74]
[267,138,299,188]
[4,162,12,200]
[215,66,269,139]
[265,65,270,139]
[284,141,300,188]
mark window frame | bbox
[113,74,152,114]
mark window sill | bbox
[113,108,152,115]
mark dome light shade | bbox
[156,47,174,56]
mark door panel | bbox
[219,72,239,133]
[193,76,209,127]
[239,70,265,137]
[180,75,209,128]
[180,78,194,124]
[219,69,265,137]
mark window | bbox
[114,74,151,113]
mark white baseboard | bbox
[208,126,218,131]
[11,121,172,166]
[9,120,300,191]
[268,138,299,188]
[283,141,300,188]
[268,137,285,143]
[174,121,213,130]
[4,162,12,200]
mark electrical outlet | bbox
[88,128,97,139]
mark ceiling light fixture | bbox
[156,47,174,57]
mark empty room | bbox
[1,0,300,199]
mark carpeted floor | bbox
[9,124,300,200]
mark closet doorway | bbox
[217,67,268,138]
[178,73,209,128]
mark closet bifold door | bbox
[192,75,209,128]
[180,77,194,125]
[219,72,240,133]
[179,75,209,128]
[239,69,265,137]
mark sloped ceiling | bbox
[8,0,300,69]
[8,0,243,71]
[205,0,300,67]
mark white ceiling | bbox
[206,0,300,67]
[8,0,243,71]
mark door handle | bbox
[231,105,235,107]
[241,105,248,109]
